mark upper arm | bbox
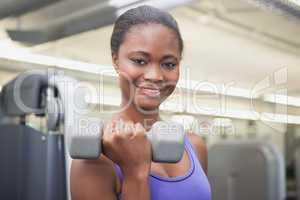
[70,156,118,200]
[186,132,208,174]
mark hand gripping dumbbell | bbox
[47,74,185,163]
[69,119,186,163]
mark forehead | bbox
[119,23,181,57]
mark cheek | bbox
[117,58,142,92]
[118,56,142,78]
[163,70,180,93]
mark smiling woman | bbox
[70,5,211,200]
[111,6,183,113]
[114,22,181,112]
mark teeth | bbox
[141,88,160,97]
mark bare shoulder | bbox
[70,155,119,200]
[186,132,208,174]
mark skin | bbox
[71,23,208,200]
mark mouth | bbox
[137,86,162,98]
[139,87,161,98]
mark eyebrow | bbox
[130,51,179,61]
[130,51,150,57]
[162,55,179,62]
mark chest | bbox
[150,149,191,178]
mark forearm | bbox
[121,168,151,200]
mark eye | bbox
[162,62,177,70]
[131,58,147,66]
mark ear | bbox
[112,53,120,74]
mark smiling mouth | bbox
[138,87,161,98]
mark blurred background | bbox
[0,0,299,199]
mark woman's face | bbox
[113,23,181,112]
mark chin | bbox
[134,96,161,112]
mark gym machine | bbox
[208,140,286,200]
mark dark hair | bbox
[110,5,184,56]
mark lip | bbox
[138,84,163,90]
[138,86,161,98]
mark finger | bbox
[104,121,114,136]
[114,119,123,135]
[123,121,135,136]
[118,118,126,135]
[115,118,132,136]
[135,123,146,136]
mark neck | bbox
[116,100,161,131]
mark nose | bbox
[144,65,164,82]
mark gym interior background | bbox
[0,0,299,199]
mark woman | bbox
[71,5,211,200]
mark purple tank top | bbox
[114,135,212,200]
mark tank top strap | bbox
[184,134,206,175]
[114,163,124,182]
